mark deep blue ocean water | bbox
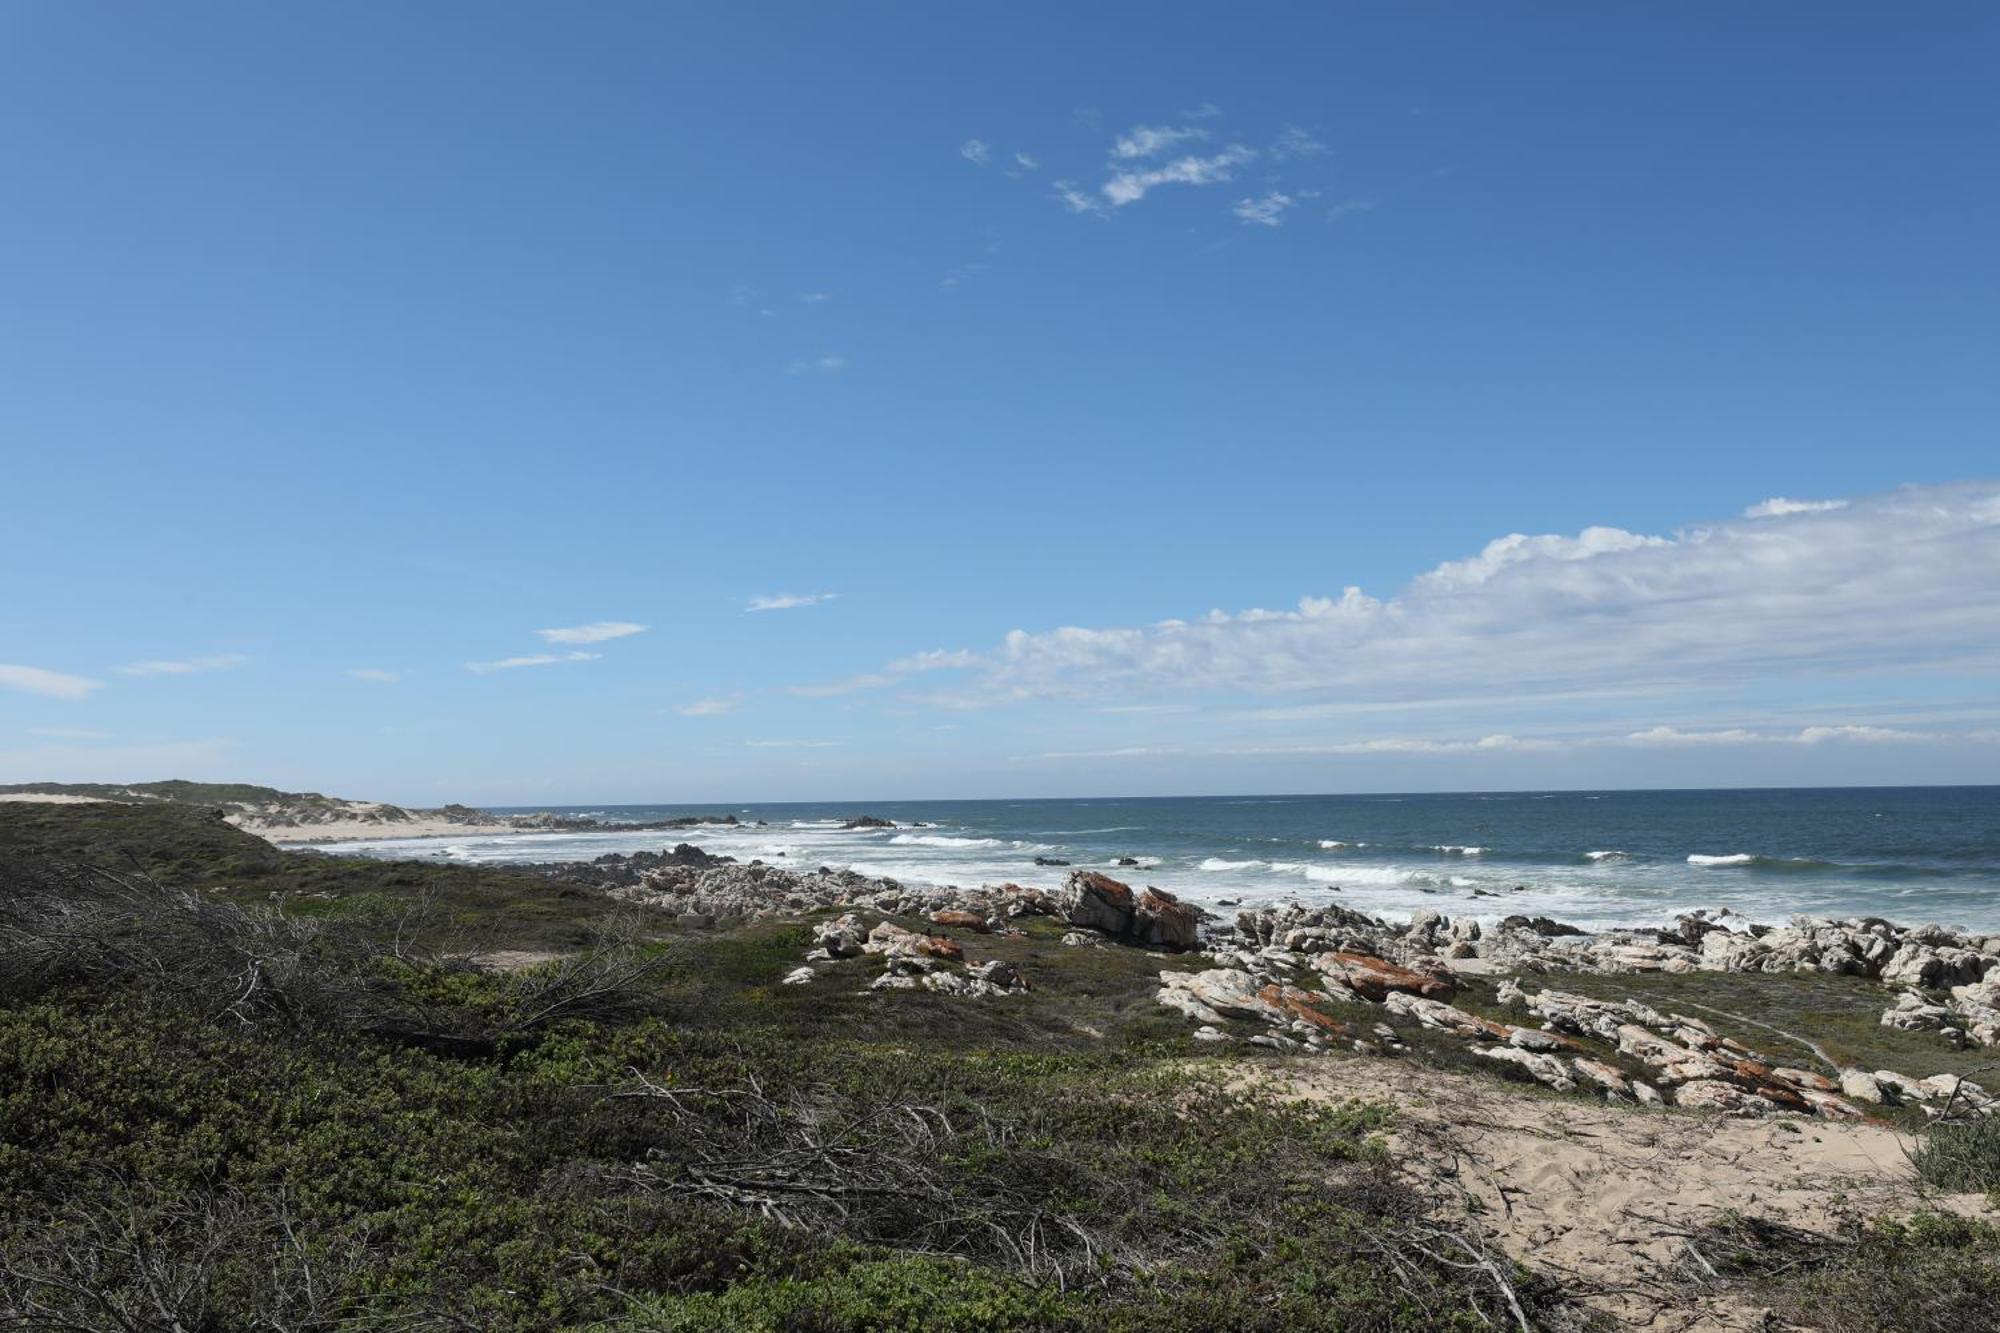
[319,786,2000,932]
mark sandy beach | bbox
[241,816,527,845]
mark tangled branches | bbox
[611,1071,1104,1286]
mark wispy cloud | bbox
[536,621,647,645]
[959,138,991,165]
[800,291,831,304]
[678,695,742,717]
[1744,496,1849,518]
[1101,144,1256,208]
[1626,723,1935,746]
[113,654,248,678]
[1234,190,1307,227]
[747,592,838,613]
[1326,197,1378,222]
[345,668,401,683]
[786,355,847,376]
[0,664,103,701]
[1270,125,1328,160]
[1112,124,1209,159]
[1012,152,1039,171]
[464,651,601,674]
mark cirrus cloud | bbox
[536,621,647,645]
[0,664,103,701]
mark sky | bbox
[2,3,1997,804]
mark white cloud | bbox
[959,139,991,165]
[345,668,401,683]
[1233,190,1302,227]
[786,355,847,376]
[1102,145,1256,207]
[464,651,601,674]
[747,592,838,612]
[1627,724,1938,746]
[114,654,248,677]
[1182,101,1223,120]
[678,695,742,717]
[0,664,103,701]
[1112,124,1208,160]
[1744,496,1850,518]
[1013,152,1039,170]
[536,621,647,645]
[822,482,2000,719]
[800,291,831,304]
[1270,125,1327,160]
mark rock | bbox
[1033,856,1071,867]
[1115,856,1141,867]
[1316,951,1457,1002]
[1838,1069,1890,1104]
[1674,1080,1780,1115]
[1477,1045,1577,1092]
[819,913,868,958]
[1497,915,1589,938]
[1132,887,1200,951]
[923,971,1004,998]
[1632,1081,1665,1106]
[1063,870,1135,936]
[969,960,1028,991]
[1382,992,1512,1040]
[1192,1025,1231,1042]
[1507,1028,1565,1053]
[930,909,991,933]
[1060,931,1100,948]
[1156,968,1265,1024]
[781,966,816,986]
[1881,989,1957,1033]
[841,815,896,829]
[1572,1058,1632,1098]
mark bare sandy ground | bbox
[1263,1059,1992,1330]
[0,793,108,804]
[240,816,525,845]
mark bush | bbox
[1910,1112,2000,1194]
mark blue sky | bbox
[3,3,1997,803]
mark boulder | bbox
[1063,870,1135,936]
[930,909,991,933]
[1132,887,1200,951]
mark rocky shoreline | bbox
[547,847,1999,1125]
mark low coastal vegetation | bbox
[3,799,1997,1330]
[0,802,1576,1331]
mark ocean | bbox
[316,786,2000,933]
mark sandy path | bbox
[1266,1059,1976,1330]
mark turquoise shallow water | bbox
[317,785,2000,933]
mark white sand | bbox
[0,793,111,804]
[237,816,526,845]
[1266,1059,1980,1330]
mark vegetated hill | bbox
[0,801,613,950]
[0,778,474,831]
[0,778,347,808]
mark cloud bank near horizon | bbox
[797,481,2000,754]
